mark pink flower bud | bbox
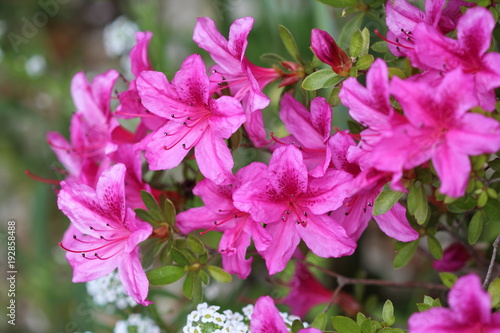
[311,29,352,76]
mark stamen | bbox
[374,29,413,50]
[25,170,61,185]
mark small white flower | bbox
[86,270,136,310]
[113,314,160,333]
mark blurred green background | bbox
[0,1,432,332]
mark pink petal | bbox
[262,221,301,275]
[171,54,209,106]
[227,17,254,61]
[209,96,246,139]
[268,146,308,196]
[448,274,492,325]
[448,113,500,155]
[457,7,494,58]
[118,248,152,306]
[432,143,470,198]
[130,31,153,76]
[374,202,419,242]
[219,223,253,279]
[297,213,356,258]
[251,296,289,333]
[194,131,235,185]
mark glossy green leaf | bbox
[439,272,457,288]
[260,52,287,65]
[488,278,500,309]
[162,197,176,225]
[141,190,165,222]
[147,265,185,285]
[393,240,419,268]
[489,159,500,172]
[469,210,486,244]
[407,182,429,225]
[328,85,342,107]
[356,54,374,71]
[427,235,443,260]
[171,247,190,266]
[183,271,194,299]
[278,24,302,64]
[484,199,500,222]
[388,67,406,79]
[371,40,389,53]
[187,234,206,255]
[311,313,327,330]
[332,316,361,333]
[291,319,305,333]
[382,300,395,326]
[373,184,404,216]
[339,14,366,49]
[207,265,232,283]
[302,68,339,91]
[350,29,363,58]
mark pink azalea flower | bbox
[339,58,407,149]
[137,54,246,185]
[47,70,132,184]
[432,242,471,272]
[272,94,333,177]
[328,131,418,242]
[384,0,456,56]
[233,145,356,275]
[251,296,322,333]
[408,6,500,111]
[408,274,500,332]
[116,31,166,136]
[193,16,280,147]
[370,69,500,198]
[311,29,351,76]
[176,165,272,279]
[58,163,153,306]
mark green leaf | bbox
[302,69,340,91]
[339,14,366,49]
[356,312,367,325]
[291,319,305,333]
[439,272,457,288]
[356,54,374,71]
[468,210,486,244]
[141,190,166,222]
[373,184,404,216]
[332,316,361,333]
[489,159,500,172]
[183,271,195,299]
[147,265,185,285]
[311,313,327,330]
[427,235,443,260]
[387,67,406,79]
[328,85,342,107]
[170,247,190,266]
[350,29,364,58]
[447,195,477,213]
[161,197,176,225]
[260,52,287,65]
[192,271,203,304]
[393,240,419,269]
[416,302,432,312]
[228,127,242,150]
[488,278,500,309]
[382,300,395,326]
[199,270,210,285]
[359,318,371,333]
[407,181,429,225]
[134,208,155,224]
[278,24,302,64]
[187,234,206,255]
[477,191,489,208]
[207,265,232,283]
[484,199,500,222]
[371,40,389,53]
[316,0,357,7]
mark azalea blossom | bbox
[408,6,500,111]
[47,70,132,185]
[408,274,500,332]
[233,145,356,274]
[58,163,153,305]
[432,242,471,272]
[251,296,322,333]
[311,28,351,76]
[176,166,272,279]
[328,131,418,242]
[193,16,279,147]
[370,69,500,197]
[273,94,333,178]
[137,54,246,185]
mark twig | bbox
[483,234,500,288]
[304,261,447,291]
[322,277,346,314]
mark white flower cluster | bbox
[86,270,136,310]
[103,16,139,58]
[114,313,161,333]
[183,302,306,333]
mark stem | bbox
[322,278,346,314]
[483,234,500,288]
[303,261,447,290]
